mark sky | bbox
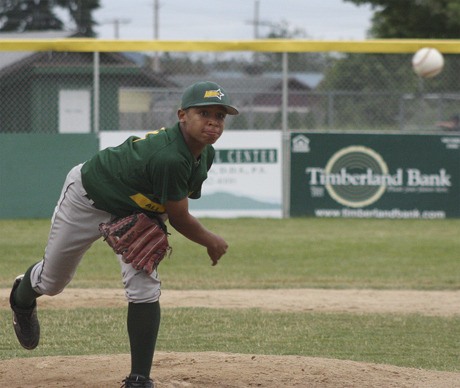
[92,0,374,41]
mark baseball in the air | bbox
[412,47,444,78]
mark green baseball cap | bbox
[181,81,239,115]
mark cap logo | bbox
[204,89,224,100]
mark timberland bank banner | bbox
[290,132,460,219]
[100,130,283,218]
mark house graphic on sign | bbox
[292,135,310,153]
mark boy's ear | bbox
[177,109,185,122]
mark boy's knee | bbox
[30,262,70,296]
[121,262,161,303]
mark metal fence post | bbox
[281,52,290,219]
[93,51,100,134]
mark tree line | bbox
[0,0,100,36]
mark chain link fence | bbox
[1,40,459,134]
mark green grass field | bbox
[1,218,459,371]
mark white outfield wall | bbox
[99,130,283,218]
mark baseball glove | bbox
[99,213,171,275]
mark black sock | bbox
[127,301,161,378]
[14,262,42,308]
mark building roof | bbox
[0,31,173,87]
[0,31,75,71]
[170,71,324,93]
[169,71,323,109]
[0,30,73,39]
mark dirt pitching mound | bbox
[2,352,460,387]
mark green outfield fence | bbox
[1,38,459,218]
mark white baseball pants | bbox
[29,164,162,304]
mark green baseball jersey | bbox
[81,123,214,217]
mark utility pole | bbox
[246,0,273,64]
[152,0,160,72]
[104,18,131,39]
[253,0,260,39]
[246,1,273,40]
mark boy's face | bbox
[178,105,227,146]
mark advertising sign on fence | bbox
[189,130,283,218]
[290,132,460,219]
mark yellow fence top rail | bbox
[0,39,460,53]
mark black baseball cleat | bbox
[9,275,40,350]
[121,374,154,388]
